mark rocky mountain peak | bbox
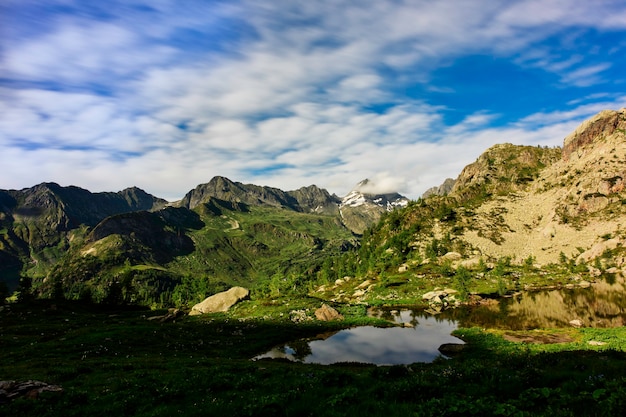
[180,176,339,214]
[287,185,341,215]
[563,108,626,161]
[341,179,409,209]
[381,108,626,267]
[339,179,409,234]
[449,143,562,202]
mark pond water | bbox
[254,276,626,365]
[442,275,626,330]
[254,312,463,365]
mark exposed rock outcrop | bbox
[422,289,460,309]
[0,380,63,403]
[315,303,344,321]
[423,178,456,198]
[563,108,626,161]
[189,287,249,315]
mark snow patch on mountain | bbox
[339,179,409,210]
[341,190,367,208]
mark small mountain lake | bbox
[254,312,462,365]
[254,276,626,365]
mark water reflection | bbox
[441,276,626,330]
[254,277,626,365]
[254,313,463,365]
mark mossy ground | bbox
[3,300,626,416]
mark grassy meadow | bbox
[3,299,626,416]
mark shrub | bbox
[523,255,536,271]
[454,266,471,300]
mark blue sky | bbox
[1,0,626,200]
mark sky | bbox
[1,0,626,201]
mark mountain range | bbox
[0,174,407,301]
[2,108,626,307]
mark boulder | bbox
[441,252,462,262]
[577,238,621,264]
[459,258,481,269]
[357,279,373,289]
[352,289,366,298]
[315,304,344,321]
[0,380,63,403]
[422,288,460,309]
[438,343,466,356]
[189,287,249,315]
[569,319,583,328]
[422,290,447,301]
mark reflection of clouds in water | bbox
[254,345,298,361]
[257,316,463,365]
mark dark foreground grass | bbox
[2,301,626,416]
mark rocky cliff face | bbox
[286,185,341,215]
[450,143,562,202]
[562,108,626,161]
[180,176,296,210]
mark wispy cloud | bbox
[1,0,625,200]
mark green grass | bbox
[165,206,354,284]
[16,204,357,308]
[3,300,626,416]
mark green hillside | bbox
[33,201,356,308]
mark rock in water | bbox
[189,287,249,315]
[314,304,344,321]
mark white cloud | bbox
[3,21,176,85]
[2,0,626,201]
[559,63,613,87]
[355,173,408,195]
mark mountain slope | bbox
[458,108,626,264]
[40,201,357,306]
[359,108,626,270]
[180,176,409,234]
[2,177,400,304]
[0,183,167,282]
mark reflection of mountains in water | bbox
[448,276,626,330]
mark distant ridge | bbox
[178,176,340,214]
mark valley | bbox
[3,108,626,415]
